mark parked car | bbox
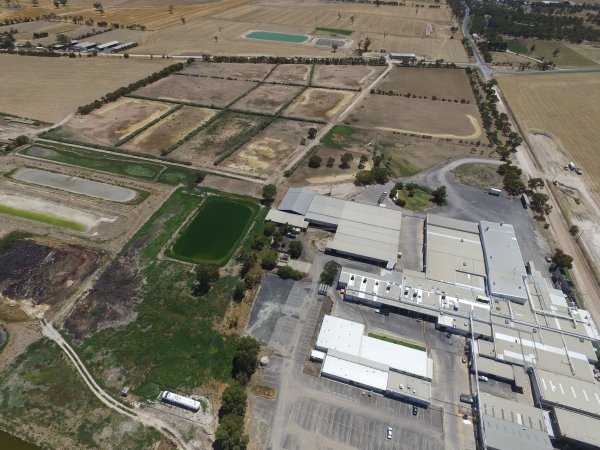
[387,426,393,439]
[413,406,418,415]
[478,375,489,382]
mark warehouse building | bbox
[274,188,402,268]
[552,408,600,449]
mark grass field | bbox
[395,186,433,211]
[0,55,170,123]
[526,39,597,66]
[171,195,258,265]
[455,163,503,190]
[505,39,530,54]
[368,333,426,351]
[498,73,600,199]
[0,204,85,232]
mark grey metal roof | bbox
[483,415,553,450]
[554,408,600,447]
[479,393,547,432]
[278,187,316,215]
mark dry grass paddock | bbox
[232,84,304,115]
[312,64,386,90]
[282,88,356,122]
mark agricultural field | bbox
[134,74,257,107]
[497,72,600,199]
[0,54,171,123]
[266,64,311,84]
[179,62,275,81]
[170,111,272,165]
[375,67,476,103]
[122,106,218,156]
[346,95,483,140]
[525,40,598,66]
[564,43,600,64]
[47,97,174,146]
[231,84,304,114]
[223,119,311,177]
[170,195,258,265]
[282,88,355,122]
[311,64,385,90]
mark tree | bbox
[261,250,277,270]
[320,261,341,285]
[215,414,249,450]
[0,32,15,50]
[350,15,355,25]
[530,44,536,52]
[93,1,102,9]
[219,383,247,419]
[195,264,219,295]
[232,336,260,383]
[528,177,545,190]
[277,265,303,280]
[233,281,247,302]
[168,4,174,13]
[326,157,335,168]
[59,0,67,5]
[358,154,368,169]
[14,135,29,146]
[263,221,278,237]
[56,33,71,46]
[431,186,448,206]
[354,170,374,186]
[238,248,256,276]
[308,154,322,168]
[181,17,186,24]
[569,224,580,236]
[552,248,573,270]
[362,36,371,52]
[214,35,218,43]
[288,240,302,259]
[53,0,60,8]
[262,184,276,203]
[332,43,338,53]
[31,0,39,6]
[340,152,353,169]
[552,48,560,57]
[308,127,317,139]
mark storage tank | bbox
[160,391,201,412]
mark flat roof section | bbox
[321,354,388,392]
[361,336,432,380]
[278,187,316,215]
[553,408,600,448]
[479,393,547,432]
[386,371,431,404]
[480,221,528,303]
[476,358,515,381]
[426,214,480,234]
[483,415,553,450]
[316,315,364,356]
[265,209,308,229]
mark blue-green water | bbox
[245,31,309,43]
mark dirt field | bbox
[266,64,311,84]
[312,64,385,90]
[0,116,46,142]
[122,106,217,156]
[454,163,503,189]
[135,74,257,107]
[282,88,355,122]
[0,54,171,123]
[375,67,475,102]
[169,111,272,164]
[223,119,312,177]
[232,84,303,114]
[346,94,482,140]
[180,62,275,81]
[51,97,173,146]
[498,73,600,199]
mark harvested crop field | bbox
[266,64,311,84]
[282,88,355,122]
[0,237,100,307]
[497,73,600,199]
[232,84,303,114]
[346,95,482,140]
[375,67,475,103]
[122,106,218,156]
[223,119,311,176]
[0,54,170,123]
[169,111,272,164]
[135,74,257,107]
[312,65,385,90]
[48,97,173,146]
[179,62,275,81]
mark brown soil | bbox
[180,62,275,81]
[200,174,263,198]
[122,106,217,156]
[0,237,100,307]
[454,163,503,190]
[54,97,173,146]
[282,88,355,122]
[375,67,476,103]
[64,254,141,340]
[135,74,257,107]
[312,65,385,90]
[223,119,312,177]
[346,94,483,140]
[266,64,311,84]
[232,84,303,114]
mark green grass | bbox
[0,328,7,354]
[395,188,432,211]
[321,125,363,149]
[505,39,530,54]
[314,27,353,36]
[368,333,426,352]
[526,39,597,66]
[171,196,258,265]
[79,190,239,397]
[0,204,85,232]
[0,231,34,252]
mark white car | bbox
[387,426,393,439]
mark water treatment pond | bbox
[245,30,309,43]
[0,430,39,450]
[171,196,257,265]
[13,168,137,203]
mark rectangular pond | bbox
[13,168,137,203]
[245,31,309,44]
[171,196,258,265]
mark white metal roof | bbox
[96,40,120,49]
[316,315,364,356]
[322,355,389,391]
[360,336,431,380]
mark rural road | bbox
[38,317,193,450]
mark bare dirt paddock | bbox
[232,84,304,114]
[345,95,483,140]
[312,65,386,90]
[282,88,355,122]
[0,54,171,123]
[266,64,311,84]
[179,62,275,81]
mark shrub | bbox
[320,261,341,285]
[261,250,277,270]
[277,265,303,280]
[288,240,302,259]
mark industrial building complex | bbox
[283,199,600,450]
